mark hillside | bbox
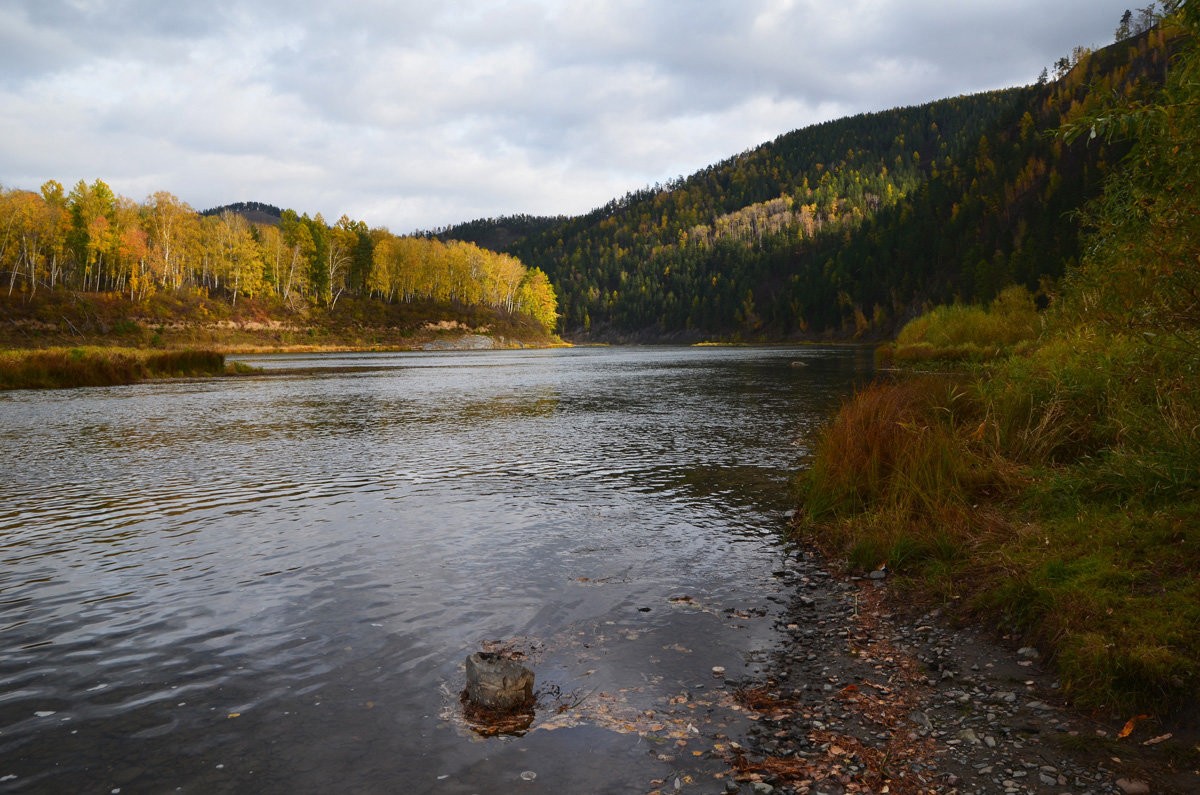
[794,1,1200,735]
[439,27,1173,341]
[200,201,284,226]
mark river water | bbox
[0,346,872,793]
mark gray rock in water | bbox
[465,652,534,711]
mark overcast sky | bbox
[0,0,1133,232]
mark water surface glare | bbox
[0,346,872,793]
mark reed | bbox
[0,347,227,390]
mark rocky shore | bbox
[722,549,1200,795]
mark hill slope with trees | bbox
[0,186,560,350]
[439,18,1175,342]
[796,0,1200,735]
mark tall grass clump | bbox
[144,349,226,377]
[0,348,144,390]
[0,348,227,390]
[982,328,1200,503]
[801,378,979,517]
[796,376,1010,584]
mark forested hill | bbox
[200,201,284,226]
[427,213,565,253]
[441,25,1174,340]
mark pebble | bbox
[519,771,536,781]
[728,548,1196,795]
[909,710,933,732]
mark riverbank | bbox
[727,549,1200,794]
[0,289,565,353]
[763,270,1200,790]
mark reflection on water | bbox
[0,346,872,793]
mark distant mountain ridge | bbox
[200,201,283,226]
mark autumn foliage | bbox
[0,185,558,333]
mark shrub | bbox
[892,285,1040,361]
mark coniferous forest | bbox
[437,23,1177,341]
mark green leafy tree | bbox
[1062,3,1200,347]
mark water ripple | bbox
[0,346,872,792]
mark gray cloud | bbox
[0,0,1135,230]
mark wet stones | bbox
[464,652,534,711]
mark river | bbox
[0,345,872,793]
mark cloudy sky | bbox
[1,0,1132,232]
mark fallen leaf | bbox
[227,713,241,719]
[1143,733,1173,746]
[1117,715,1150,739]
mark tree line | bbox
[0,185,558,331]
